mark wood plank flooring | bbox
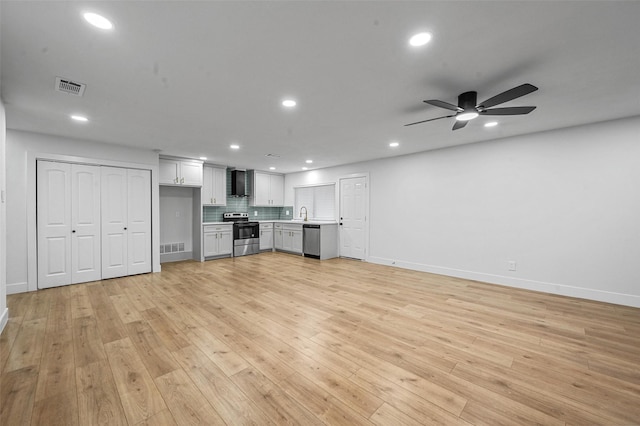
[2,252,639,425]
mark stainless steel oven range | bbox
[223,212,260,257]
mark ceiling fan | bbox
[405,83,538,130]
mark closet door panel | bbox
[71,164,102,284]
[101,167,128,279]
[127,169,151,275]
[37,161,72,289]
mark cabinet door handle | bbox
[72,230,76,233]
[124,227,127,230]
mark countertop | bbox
[203,220,339,225]
[266,220,339,225]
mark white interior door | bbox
[127,169,151,275]
[37,161,72,288]
[339,176,367,260]
[101,167,128,279]
[71,164,102,284]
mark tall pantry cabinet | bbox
[36,160,151,289]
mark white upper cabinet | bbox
[159,158,203,186]
[202,165,227,206]
[251,171,284,206]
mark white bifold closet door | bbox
[101,167,151,279]
[37,161,102,288]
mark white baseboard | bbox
[0,308,8,335]
[7,281,29,295]
[368,256,640,308]
[160,251,193,263]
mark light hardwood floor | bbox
[1,252,639,425]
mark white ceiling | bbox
[2,1,639,173]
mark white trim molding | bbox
[368,256,640,308]
[0,308,8,335]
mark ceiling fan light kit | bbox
[406,83,538,131]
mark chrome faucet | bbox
[300,206,308,222]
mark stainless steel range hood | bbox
[230,170,247,197]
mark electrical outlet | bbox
[286,210,290,215]
[508,260,517,271]
[175,211,180,218]
[254,211,258,216]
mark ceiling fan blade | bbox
[424,99,462,112]
[405,114,455,127]
[452,120,468,131]
[480,106,536,115]
[477,84,538,109]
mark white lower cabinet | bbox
[274,224,284,251]
[274,223,303,254]
[259,222,273,251]
[203,224,233,258]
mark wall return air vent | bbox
[55,77,86,96]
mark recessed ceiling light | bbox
[484,121,498,128]
[230,144,240,150]
[305,159,313,164]
[70,115,88,122]
[409,32,432,47]
[456,111,479,121]
[389,142,399,148]
[83,12,113,30]
[269,167,276,170]
[302,167,308,171]
[199,156,207,160]
[282,99,297,108]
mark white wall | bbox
[285,116,640,307]
[0,100,7,333]
[6,129,161,294]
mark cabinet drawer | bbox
[203,225,231,233]
[283,224,302,232]
[260,222,273,230]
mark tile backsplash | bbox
[202,168,293,222]
[203,200,293,222]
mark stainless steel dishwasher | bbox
[303,224,321,258]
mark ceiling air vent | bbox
[55,77,86,96]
